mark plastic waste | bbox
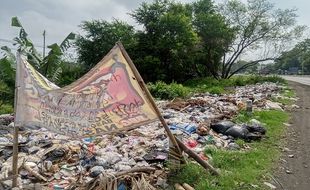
[118,182,127,190]
[211,121,235,134]
[186,140,198,148]
[225,125,249,139]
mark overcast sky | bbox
[1,0,309,53]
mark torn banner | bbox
[15,45,158,137]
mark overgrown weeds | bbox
[148,75,286,99]
[147,81,190,100]
[170,110,289,190]
[0,104,13,114]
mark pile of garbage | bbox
[0,82,290,189]
[0,122,169,190]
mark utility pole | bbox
[43,30,46,58]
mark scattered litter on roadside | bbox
[263,182,277,189]
[288,154,294,158]
[285,169,293,174]
[0,82,291,189]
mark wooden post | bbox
[175,138,219,175]
[12,52,21,187]
[117,42,219,175]
[117,42,182,155]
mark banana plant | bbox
[1,17,75,83]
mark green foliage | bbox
[204,145,218,156]
[271,87,296,106]
[0,17,76,108]
[171,110,289,189]
[147,81,190,99]
[0,59,14,109]
[271,97,293,106]
[0,104,14,114]
[273,38,310,74]
[184,75,285,95]
[131,0,199,82]
[208,86,224,94]
[191,0,236,78]
[234,77,247,86]
[282,88,295,98]
[74,0,303,80]
[239,75,286,84]
[184,77,232,91]
[235,139,246,147]
[233,110,255,123]
[1,17,75,83]
[219,0,304,78]
[233,75,284,86]
[231,60,259,74]
[147,75,283,99]
[75,19,137,71]
[0,80,14,107]
[57,62,85,87]
[76,0,235,82]
[0,58,15,107]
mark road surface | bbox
[275,81,310,190]
[281,75,310,86]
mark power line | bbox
[0,38,47,48]
[0,38,77,54]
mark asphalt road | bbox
[281,75,310,86]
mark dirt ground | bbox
[275,81,310,190]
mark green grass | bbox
[148,75,286,99]
[170,110,289,190]
[184,75,286,95]
[208,86,225,94]
[281,88,295,98]
[0,104,13,114]
[147,81,191,99]
[271,86,296,106]
[271,97,294,106]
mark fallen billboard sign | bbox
[15,44,158,137]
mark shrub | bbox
[241,75,286,85]
[147,81,190,99]
[233,76,247,86]
[263,75,286,83]
[0,104,13,114]
[208,86,224,94]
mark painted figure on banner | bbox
[17,45,157,137]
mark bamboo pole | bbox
[182,183,195,190]
[117,42,182,155]
[117,42,219,175]
[175,138,219,176]
[12,52,21,187]
[175,183,186,190]
[113,167,156,177]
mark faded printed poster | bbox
[16,45,158,137]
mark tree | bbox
[218,0,305,78]
[75,19,137,71]
[0,17,76,110]
[131,0,199,82]
[231,60,258,74]
[57,61,85,86]
[274,38,310,74]
[0,58,15,107]
[1,17,75,83]
[191,0,236,79]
